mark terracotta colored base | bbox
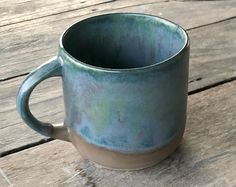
[69,130,183,170]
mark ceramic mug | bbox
[17,13,189,170]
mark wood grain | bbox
[0,0,158,80]
[0,0,235,80]
[188,18,236,91]
[0,77,63,155]
[1,16,236,156]
[0,80,235,186]
[0,0,112,27]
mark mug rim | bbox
[59,13,189,73]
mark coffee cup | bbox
[17,13,189,170]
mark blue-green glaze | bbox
[16,57,62,137]
[17,13,189,153]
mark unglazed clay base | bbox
[69,129,184,170]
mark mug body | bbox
[59,13,189,169]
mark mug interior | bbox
[62,14,187,69]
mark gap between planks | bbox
[187,15,236,31]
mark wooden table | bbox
[0,0,236,186]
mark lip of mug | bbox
[58,13,190,73]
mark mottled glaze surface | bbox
[63,14,186,69]
[60,13,189,153]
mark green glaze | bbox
[16,57,62,137]
[17,13,189,153]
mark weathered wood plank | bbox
[0,0,158,80]
[0,0,112,27]
[188,18,236,91]
[0,77,63,155]
[1,18,236,156]
[0,80,235,186]
[0,0,235,80]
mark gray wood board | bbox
[0,0,236,80]
[0,0,114,27]
[0,77,63,155]
[0,80,235,186]
[1,18,236,156]
[188,18,236,91]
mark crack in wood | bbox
[0,169,13,186]
[186,16,236,31]
[188,76,236,95]
[62,165,96,186]
[188,77,202,83]
[62,169,84,184]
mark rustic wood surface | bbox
[0,0,236,186]
[0,0,113,26]
[188,18,236,91]
[1,16,236,155]
[0,77,63,156]
[0,0,112,27]
[0,81,235,186]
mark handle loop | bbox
[16,57,70,142]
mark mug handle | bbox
[16,57,70,142]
